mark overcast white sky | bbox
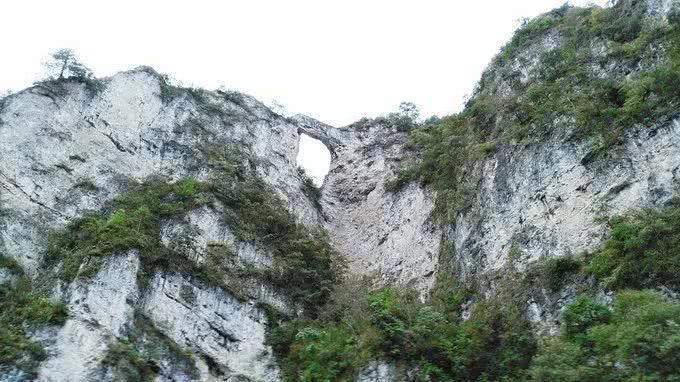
[1,0,607,184]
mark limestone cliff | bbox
[2,0,680,380]
[0,67,434,381]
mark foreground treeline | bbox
[269,199,680,381]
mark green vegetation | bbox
[269,270,537,382]
[74,178,99,192]
[179,284,197,305]
[384,113,493,221]
[46,177,206,282]
[387,0,680,219]
[529,291,680,381]
[0,256,67,377]
[103,340,157,382]
[490,0,680,146]
[298,167,322,210]
[271,190,680,380]
[15,3,680,378]
[535,256,583,292]
[46,146,343,312]
[587,199,680,290]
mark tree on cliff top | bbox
[43,48,93,80]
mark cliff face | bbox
[0,69,313,381]
[2,0,680,380]
[452,119,680,326]
[0,69,435,381]
[297,116,441,295]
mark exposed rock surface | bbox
[3,66,678,381]
[297,116,441,294]
[0,69,436,381]
[140,273,279,381]
[2,2,680,379]
[453,120,680,276]
[38,252,140,381]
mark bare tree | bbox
[44,49,92,80]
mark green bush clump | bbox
[539,256,583,292]
[587,200,680,289]
[46,178,206,282]
[46,146,343,313]
[0,256,67,377]
[102,340,157,382]
[560,295,612,341]
[530,290,680,381]
[272,282,536,382]
[285,326,361,381]
[595,0,647,43]
[384,114,487,221]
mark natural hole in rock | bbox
[297,134,331,187]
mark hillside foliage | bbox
[387,0,680,221]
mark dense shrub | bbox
[285,326,362,381]
[46,178,206,282]
[102,340,157,382]
[539,256,583,291]
[560,295,611,341]
[273,283,536,382]
[0,256,67,377]
[587,200,680,289]
[384,114,487,221]
[530,290,680,381]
